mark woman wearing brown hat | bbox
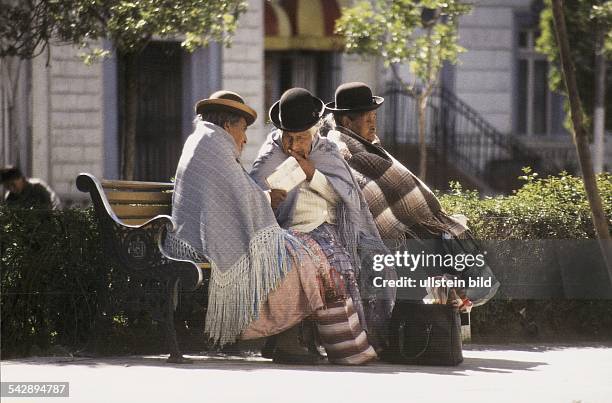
[251,88,397,359]
[164,90,335,362]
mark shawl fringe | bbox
[204,226,303,346]
[168,122,306,346]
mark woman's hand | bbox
[288,149,315,181]
[270,189,287,210]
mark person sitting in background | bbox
[324,82,499,306]
[251,88,397,353]
[1,166,60,209]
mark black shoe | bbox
[261,336,277,359]
[271,323,326,365]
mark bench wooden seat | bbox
[76,173,208,363]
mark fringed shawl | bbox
[327,126,468,242]
[250,130,389,275]
[165,121,302,346]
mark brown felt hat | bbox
[195,90,257,126]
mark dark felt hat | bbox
[325,82,384,112]
[195,90,257,126]
[269,88,325,132]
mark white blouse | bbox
[285,169,339,233]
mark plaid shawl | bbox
[327,126,468,242]
[165,121,305,345]
[327,125,500,306]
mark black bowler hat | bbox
[269,88,325,132]
[325,82,384,112]
[195,90,257,126]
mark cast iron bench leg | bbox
[165,277,191,364]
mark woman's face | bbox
[345,110,377,142]
[224,117,248,155]
[281,130,313,158]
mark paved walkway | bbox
[2,343,611,403]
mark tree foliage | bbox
[591,1,612,56]
[335,0,471,92]
[0,0,247,59]
[335,0,471,180]
[536,0,612,131]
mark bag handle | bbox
[398,322,433,360]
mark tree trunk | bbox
[1,58,20,168]
[417,94,428,180]
[121,52,138,180]
[551,0,612,282]
[593,29,606,174]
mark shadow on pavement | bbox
[463,342,612,352]
[2,352,548,376]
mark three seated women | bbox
[165,88,396,364]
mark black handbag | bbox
[383,302,463,366]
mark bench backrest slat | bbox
[110,204,171,220]
[106,191,173,204]
[101,180,174,191]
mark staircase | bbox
[387,143,494,193]
[382,83,555,193]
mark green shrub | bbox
[0,207,169,358]
[439,170,612,239]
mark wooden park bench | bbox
[76,173,210,363]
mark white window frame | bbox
[517,28,555,137]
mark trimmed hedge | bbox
[1,171,611,357]
[439,169,612,239]
[0,207,175,359]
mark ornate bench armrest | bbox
[157,217,205,292]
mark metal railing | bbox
[383,82,543,188]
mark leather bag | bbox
[383,302,463,366]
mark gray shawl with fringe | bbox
[250,130,389,275]
[165,121,299,346]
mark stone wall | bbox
[456,5,516,133]
[31,45,104,202]
[222,0,266,168]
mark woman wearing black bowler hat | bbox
[325,82,499,308]
[251,88,398,362]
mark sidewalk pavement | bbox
[2,343,611,403]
